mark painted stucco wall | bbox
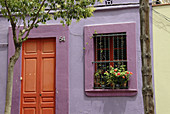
[68,5,154,114]
[0,18,10,113]
[68,7,144,114]
[0,3,154,114]
[153,5,170,114]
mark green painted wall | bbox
[153,5,170,114]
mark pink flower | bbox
[125,74,127,76]
[126,72,129,74]
[117,72,120,75]
[130,72,133,75]
[110,65,113,68]
[114,69,117,72]
[122,76,125,78]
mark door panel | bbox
[24,59,37,92]
[21,38,56,114]
[40,39,55,114]
[41,108,54,114]
[25,41,37,54]
[42,58,55,91]
[23,108,36,114]
[42,40,55,53]
[24,97,36,102]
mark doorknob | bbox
[40,94,42,96]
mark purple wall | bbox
[68,7,145,114]
[0,4,154,114]
[0,18,9,114]
[8,25,69,114]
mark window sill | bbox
[85,89,137,97]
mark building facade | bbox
[0,0,154,114]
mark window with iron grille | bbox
[93,33,128,89]
[84,23,137,96]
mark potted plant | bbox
[104,65,133,89]
[94,69,107,89]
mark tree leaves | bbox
[0,0,102,27]
[0,0,103,43]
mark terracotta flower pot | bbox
[123,82,127,87]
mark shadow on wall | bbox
[83,95,137,114]
[152,10,170,34]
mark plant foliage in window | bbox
[93,33,133,89]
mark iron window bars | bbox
[93,32,127,89]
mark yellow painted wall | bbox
[153,5,170,114]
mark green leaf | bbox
[44,3,48,7]
[34,24,39,28]
[86,42,89,45]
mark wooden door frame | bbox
[8,25,69,114]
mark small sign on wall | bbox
[105,0,113,5]
[59,36,65,42]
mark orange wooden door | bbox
[20,38,56,114]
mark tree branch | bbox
[34,9,52,25]
[23,16,27,30]
[18,15,27,41]
[4,0,17,45]
[22,0,46,42]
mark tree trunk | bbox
[5,46,21,114]
[139,0,155,114]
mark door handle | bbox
[40,94,42,96]
[20,77,22,81]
